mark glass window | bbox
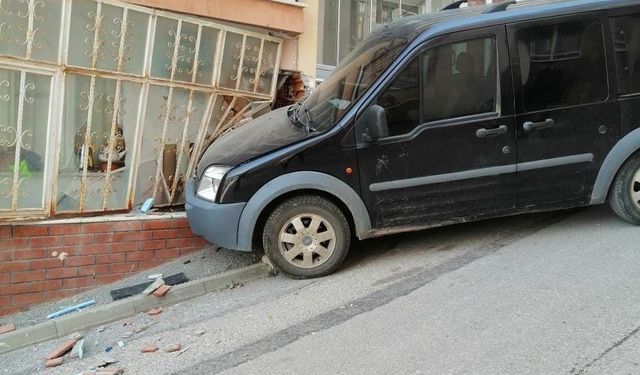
[611,14,640,95]
[516,19,608,111]
[378,59,420,136]
[422,37,497,123]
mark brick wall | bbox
[0,217,209,317]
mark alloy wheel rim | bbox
[278,213,336,269]
[632,169,640,210]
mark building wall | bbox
[0,217,208,316]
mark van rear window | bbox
[611,14,640,95]
[515,19,608,111]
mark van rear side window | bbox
[516,19,608,111]
[611,14,640,95]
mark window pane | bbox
[218,32,243,89]
[611,14,640,95]
[378,59,420,137]
[239,36,261,92]
[318,0,338,66]
[373,0,400,28]
[339,0,372,62]
[422,37,496,122]
[195,27,219,85]
[516,19,608,111]
[257,40,278,95]
[150,16,179,80]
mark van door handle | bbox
[523,118,555,132]
[476,125,508,138]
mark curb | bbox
[0,263,272,355]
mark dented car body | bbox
[186,0,640,278]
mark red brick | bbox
[191,237,209,248]
[0,306,24,316]
[138,260,165,270]
[78,264,110,276]
[64,255,95,267]
[45,338,79,360]
[0,296,10,307]
[30,258,63,270]
[112,221,142,232]
[30,280,63,292]
[13,248,46,260]
[81,243,110,254]
[0,237,29,250]
[0,283,30,295]
[47,267,78,279]
[13,225,48,237]
[63,276,95,289]
[12,292,46,305]
[0,226,12,238]
[110,242,138,253]
[30,236,60,248]
[138,240,166,251]
[0,250,12,261]
[126,252,154,262]
[0,273,9,284]
[153,229,192,240]
[96,253,126,264]
[166,238,191,249]
[171,218,190,228]
[95,274,123,284]
[12,270,46,283]
[143,220,172,230]
[0,261,30,272]
[110,262,137,273]
[49,224,83,235]
[96,232,151,243]
[82,222,112,233]
[155,248,181,259]
[62,234,94,246]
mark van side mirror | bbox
[358,105,388,143]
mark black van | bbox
[186,0,640,278]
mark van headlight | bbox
[196,166,231,202]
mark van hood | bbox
[197,106,309,175]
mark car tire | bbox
[262,195,351,278]
[610,154,640,225]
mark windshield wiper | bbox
[287,103,307,132]
[288,101,316,133]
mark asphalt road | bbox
[5,205,640,375]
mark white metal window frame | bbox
[0,0,283,219]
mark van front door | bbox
[508,13,620,209]
[356,28,517,231]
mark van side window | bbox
[611,14,640,95]
[377,59,420,137]
[515,19,608,111]
[422,37,496,123]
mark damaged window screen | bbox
[304,34,408,132]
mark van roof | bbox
[381,0,637,42]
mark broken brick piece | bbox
[140,344,158,353]
[164,343,181,353]
[45,357,64,368]
[46,338,79,360]
[153,285,171,297]
[146,307,163,316]
[0,323,16,335]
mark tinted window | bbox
[422,37,496,123]
[377,59,420,137]
[611,14,640,94]
[516,19,608,111]
[378,37,497,137]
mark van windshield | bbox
[291,33,408,133]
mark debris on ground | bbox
[69,338,85,359]
[142,278,165,295]
[146,307,163,316]
[81,368,124,375]
[46,336,81,360]
[46,300,96,319]
[0,323,16,334]
[153,284,171,297]
[183,259,192,265]
[164,343,181,353]
[117,341,125,348]
[195,330,206,336]
[140,344,158,353]
[148,273,163,279]
[110,273,188,300]
[120,331,133,339]
[94,355,118,368]
[45,357,64,368]
[176,346,190,356]
[105,345,113,353]
[98,326,106,332]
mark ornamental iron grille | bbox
[0,0,282,218]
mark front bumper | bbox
[185,178,247,251]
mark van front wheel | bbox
[610,154,640,225]
[262,195,351,278]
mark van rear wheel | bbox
[610,154,640,225]
[262,195,351,278]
